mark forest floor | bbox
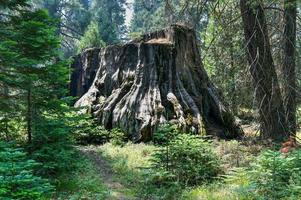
[79,146,137,200]
[54,135,301,200]
[55,140,262,200]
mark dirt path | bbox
[79,146,137,200]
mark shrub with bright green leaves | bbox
[140,134,221,199]
[74,118,111,145]
[248,150,301,199]
[153,123,181,145]
[109,128,128,146]
[151,134,221,186]
[74,117,128,145]
[0,142,53,200]
[139,168,181,200]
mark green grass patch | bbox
[52,150,109,200]
[97,142,157,196]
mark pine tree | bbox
[91,0,126,44]
[77,21,106,52]
[0,0,77,176]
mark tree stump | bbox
[70,25,242,141]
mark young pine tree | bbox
[0,0,76,176]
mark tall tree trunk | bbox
[27,89,32,144]
[282,0,297,135]
[240,0,288,140]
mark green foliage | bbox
[110,128,128,146]
[0,1,70,141]
[214,140,262,171]
[151,134,221,186]
[54,151,109,199]
[74,117,110,145]
[31,0,92,57]
[139,168,182,200]
[99,142,157,199]
[130,0,166,34]
[91,0,126,44]
[202,0,252,113]
[0,142,53,199]
[0,0,76,181]
[153,123,180,145]
[74,117,128,145]
[30,114,76,177]
[180,182,251,200]
[140,134,221,199]
[77,21,106,52]
[247,150,301,199]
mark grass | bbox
[94,140,262,200]
[96,142,161,198]
[181,167,253,200]
[213,139,262,172]
[181,185,244,200]
[97,142,157,187]
[52,151,109,200]
[51,133,301,199]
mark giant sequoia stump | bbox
[70,25,242,141]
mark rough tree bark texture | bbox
[282,0,297,135]
[70,48,100,97]
[71,25,242,141]
[240,0,288,140]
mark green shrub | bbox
[74,118,111,145]
[0,142,53,199]
[153,123,181,145]
[248,150,301,199]
[30,116,75,177]
[74,118,128,145]
[109,128,127,146]
[153,134,221,186]
[139,168,182,200]
[140,134,221,199]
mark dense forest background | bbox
[28,0,301,131]
[1,0,301,199]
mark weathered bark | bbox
[282,0,297,135]
[240,0,288,140]
[70,48,100,97]
[72,25,242,141]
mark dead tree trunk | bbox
[71,25,242,141]
[240,0,288,140]
[282,0,297,135]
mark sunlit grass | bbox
[97,142,157,171]
[181,167,253,200]
[181,185,243,200]
[95,142,157,197]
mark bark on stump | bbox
[70,25,242,141]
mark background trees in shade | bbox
[31,0,127,56]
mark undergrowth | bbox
[53,150,108,199]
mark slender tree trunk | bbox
[27,89,32,144]
[240,0,288,140]
[282,0,297,135]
